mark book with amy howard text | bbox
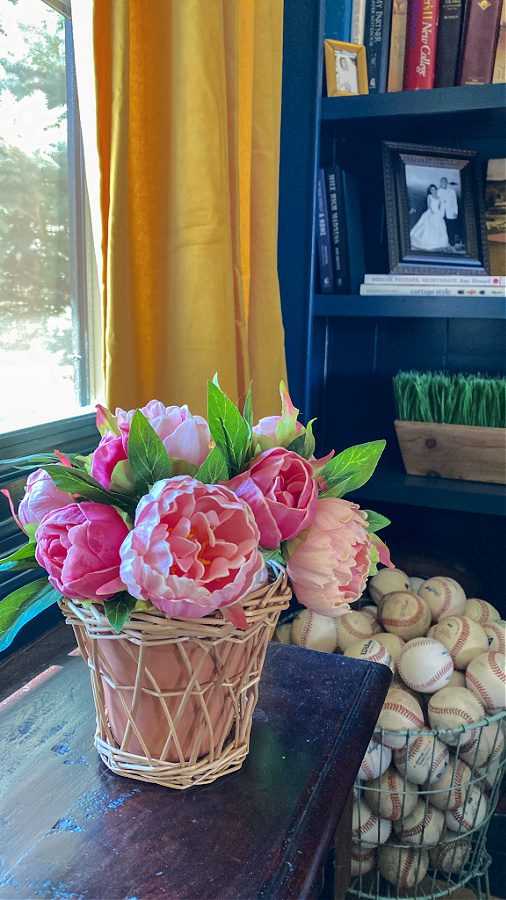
[364,273,506,285]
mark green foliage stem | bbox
[393,371,506,428]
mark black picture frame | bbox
[382,141,490,275]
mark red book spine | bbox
[459,0,502,85]
[403,0,440,89]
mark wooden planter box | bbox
[394,420,506,485]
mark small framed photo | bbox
[383,142,490,274]
[324,40,368,97]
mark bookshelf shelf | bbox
[321,84,506,124]
[314,294,506,319]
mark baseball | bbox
[424,757,473,810]
[378,845,428,889]
[428,687,485,744]
[359,739,392,781]
[376,687,425,748]
[381,592,431,640]
[464,598,501,626]
[360,605,383,634]
[426,624,438,639]
[350,843,376,877]
[418,576,466,622]
[344,638,394,671]
[429,837,470,873]
[333,611,373,652]
[393,800,444,847]
[374,632,406,665]
[274,622,292,645]
[410,576,426,593]
[476,757,502,792]
[398,638,454,693]
[447,670,466,688]
[394,734,448,785]
[459,720,505,768]
[432,616,489,669]
[466,651,506,711]
[369,568,410,605]
[352,799,392,845]
[445,785,488,833]
[364,767,418,821]
[484,621,506,654]
[290,610,339,653]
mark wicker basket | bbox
[351,712,506,899]
[60,562,291,790]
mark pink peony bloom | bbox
[286,497,372,616]
[91,432,128,490]
[117,400,210,467]
[227,448,318,549]
[35,503,130,600]
[119,476,263,619]
[18,468,73,527]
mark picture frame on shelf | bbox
[324,39,368,97]
[382,142,490,275]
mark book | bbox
[316,169,334,293]
[493,0,506,82]
[434,0,464,87]
[324,167,349,292]
[458,0,502,84]
[342,171,365,292]
[364,0,394,92]
[364,273,506,284]
[326,0,353,41]
[351,0,368,42]
[387,0,409,92]
[403,0,439,90]
[485,158,506,277]
[359,284,506,295]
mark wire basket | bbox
[351,711,506,899]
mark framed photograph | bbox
[324,40,368,97]
[383,142,490,275]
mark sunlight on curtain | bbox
[72,0,286,419]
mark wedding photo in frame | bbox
[383,142,490,275]
[324,39,368,97]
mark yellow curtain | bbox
[72,0,287,419]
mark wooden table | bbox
[0,626,390,899]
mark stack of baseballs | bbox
[279,568,506,889]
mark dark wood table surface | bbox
[0,626,391,900]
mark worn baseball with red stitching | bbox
[432,615,488,669]
[333,610,373,651]
[344,638,394,672]
[484,621,506,654]
[394,734,448,785]
[352,799,392,845]
[359,739,392,781]
[364,766,418,820]
[379,845,429,888]
[393,799,444,846]
[381,592,431,640]
[418,576,466,623]
[377,686,425,748]
[464,598,501,627]
[350,843,376,877]
[428,686,485,745]
[398,637,454,693]
[424,756,473,811]
[465,651,506,711]
[445,785,488,833]
[374,632,406,665]
[369,567,410,605]
[429,837,470,873]
[290,609,339,653]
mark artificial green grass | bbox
[393,371,506,428]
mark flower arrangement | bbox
[0,379,392,650]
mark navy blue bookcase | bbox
[277,0,506,601]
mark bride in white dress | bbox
[410,185,449,251]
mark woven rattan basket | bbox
[60,562,291,790]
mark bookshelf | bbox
[277,0,506,523]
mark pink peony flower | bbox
[252,381,304,452]
[226,448,318,549]
[286,497,372,616]
[119,476,263,619]
[18,468,73,527]
[35,503,130,600]
[117,400,210,467]
[90,432,128,490]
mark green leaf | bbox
[207,381,251,475]
[261,547,285,567]
[170,458,198,477]
[0,542,39,573]
[368,543,381,577]
[304,418,316,459]
[320,440,386,498]
[0,578,61,652]
[104,592,136,634]
[127,410,173,495]
[364,510,391,533]
[285,432,307,456]
[195,445,229,483]
[243,384,253,429]
[0,452,84,470]
[42,465,136,515]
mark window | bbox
[0,0,99,434]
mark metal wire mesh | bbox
[350,711,506,899]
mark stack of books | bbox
[359,274,506,295]
[316,166,364,294]
[327,0,505,93]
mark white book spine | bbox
[359,284,506,296]
[350,0,367,43]
[364,273,506,286]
